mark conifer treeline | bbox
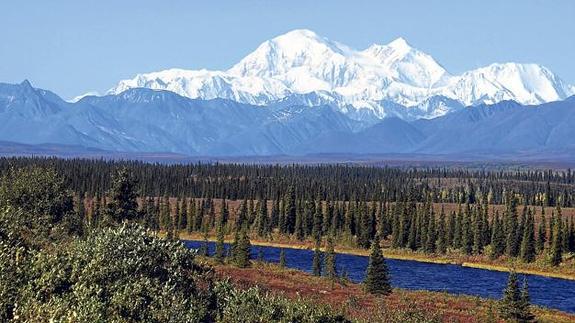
[79,190,575,266]
[1,157,575,207]
[3,157,575,265]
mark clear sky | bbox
[1,0,573,99]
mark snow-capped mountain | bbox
[107,29,574,120]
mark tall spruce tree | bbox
[473,207,484,255]
[215,220,226,263]
[453,206,463,249]
[198,228,209,256]
[518,278,535,322]
[312,200,324,242]
[499,272,534,322]
[255,198,269,237]
[363,235,392,295]
[105,168,140,225]
[490,212,505,259]
[461,208,473,255]
[499,271,522,321]
[234,228,251,268]
[270,199,280,230]
[284,187,297,234]
[505,195,520,257]
[324,235,337,280]
[424,210,436,253]
[220,199,229,225]
[536,209,546,254]
[447,210,456,248]
[520,211,536,263]
[436,206,447,254]
[312,241,322,276]
[91,194,101,229]
[549,216,562,266]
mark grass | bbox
[200,257,575,323]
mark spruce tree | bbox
[284,187,297,234]
[453,207,463,249]
[194,201,203,231]
[270,199,280,230]
[499,272,534,322]
[518,278,535,322]
[174,197,181,232]
[294,203,305,240]
[549,216,562,266]
[536,210,546,254]
[436,206,447,254]
[236,199,248,229]
[357,201,372,249]
[234,228,251,268]
[186,199,195,233]
[312,200,324,242]
[198,229,209,257]
[324,235,337,280]
[91,194,101,229]
[424,210,436,254]
[505,196,520,257]
[220,199,229,225]
[490,212,505,259]
[499,271,521,320]
[473,207,484,255]
[391,205,401,248]
[407,211,418,251]
[561,218,570,253]
[568,217,575,253]
[364,235,392,295]
[312,241,322,276]
[255,198,269,237]
[461,209,473,255]
[75,194,86,226]
[520,212,536,263]
[447,210,456,248]
[549,211,555,247]
[324,201,334,236]
[144,196,158,232]
[215,220,225,263]
[105,168,140,224]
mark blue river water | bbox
[183,240,575,314]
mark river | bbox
[183,240,575,313]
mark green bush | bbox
[13,224,213,322]
[213,280,349,323]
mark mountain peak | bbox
[20,79,33,90]
[227,29,349,79]
[275,29,321,40]
[387,37,412,50]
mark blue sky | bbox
[1,0,573,99]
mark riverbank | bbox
[177,231,575,281]
[202,258,575,323]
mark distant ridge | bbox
[1,81,575,159]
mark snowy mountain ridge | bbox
[107,29,574,119]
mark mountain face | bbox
[107,29,574,120]
[2,81,575,158]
